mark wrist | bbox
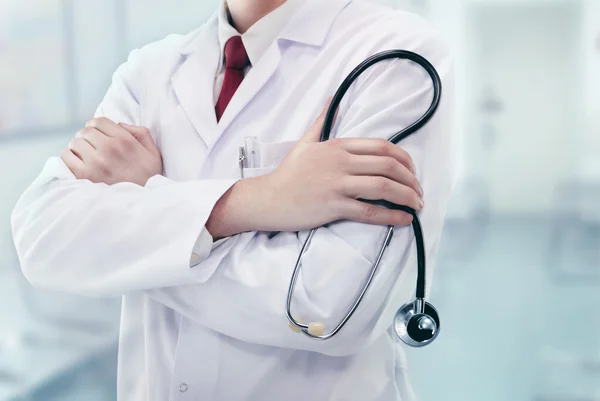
[206,175,274,239]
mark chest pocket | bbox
[241,138,296,178]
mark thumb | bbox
[301,97,334,143]
[119,123,158,154]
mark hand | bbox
[61,117,162,186]
[206,103,424,238]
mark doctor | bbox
[12,0,454,400]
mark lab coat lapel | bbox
[215,43,282,141]
[201,0,353,149]
[171,18,220,147]
[214,0,353,141]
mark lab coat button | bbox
[179,383,188,393]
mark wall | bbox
[580,0,600,180]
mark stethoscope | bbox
[286,50,442,347]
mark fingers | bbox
[84,117,158,154]
[119,123,158,154]
[342,176,423,211]
[338,138,415,174]
[75,127,106,149]
[86,117,128,138]
[60,148,84,176]
[68,137,95,162]
[343,200,414,226]
[347,155,423,198]
[301,97,334,143]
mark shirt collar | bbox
[217,0,302,68]
[180,0,353,57]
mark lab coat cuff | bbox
[144,175,239,276]
[39,157,77,183]
[144,174,172,188]
[190,228,231,267]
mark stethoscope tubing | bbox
[286,50,442,339]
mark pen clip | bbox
[238,146,246,178]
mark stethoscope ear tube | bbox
[321,50,442,144]
[286,50,442,346]
[286,226,395,340]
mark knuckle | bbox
[83,126,97,135]
[335,148,351,168]
[362,203,379,221]
[100,160,113,177]
[382,156,397,173]
[329,138,344,147]
[86,117,98,127]
[120,135,136,149]
[399,212,413,225]
[375,138,389,154]
[92,156,111,177]
[77,127,94,138]
[374,177,389,193]
[409,176,421,191]
[411,175,421,190]
[406,189,420,208]
[401,149,414,168]
[397,146,410,159]
[339,176,353,195]
[105,141,121,156]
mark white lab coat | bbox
[11,0,455,400]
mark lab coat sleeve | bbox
[11,46,239,297]
[146,27,456,356]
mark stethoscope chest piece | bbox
[393,299,440,347]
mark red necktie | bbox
[215,36,250,122]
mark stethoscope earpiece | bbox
[393,299,440,347]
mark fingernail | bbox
[419,199,424,209]
[412,163,417,175]
[418,185,424,197]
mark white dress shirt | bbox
[214,0,301,102]
[191,0,302,266]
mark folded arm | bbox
[11,47,239,296]
[147,31,455,356]
[12,23,454,355]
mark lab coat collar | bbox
[278,0,353,46]
[173,15,221,146]
[216,0,300,69]
[180,13,218,56]
[180,0,353,54]
[173,0,352,148]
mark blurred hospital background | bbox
[1,0,599,400]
